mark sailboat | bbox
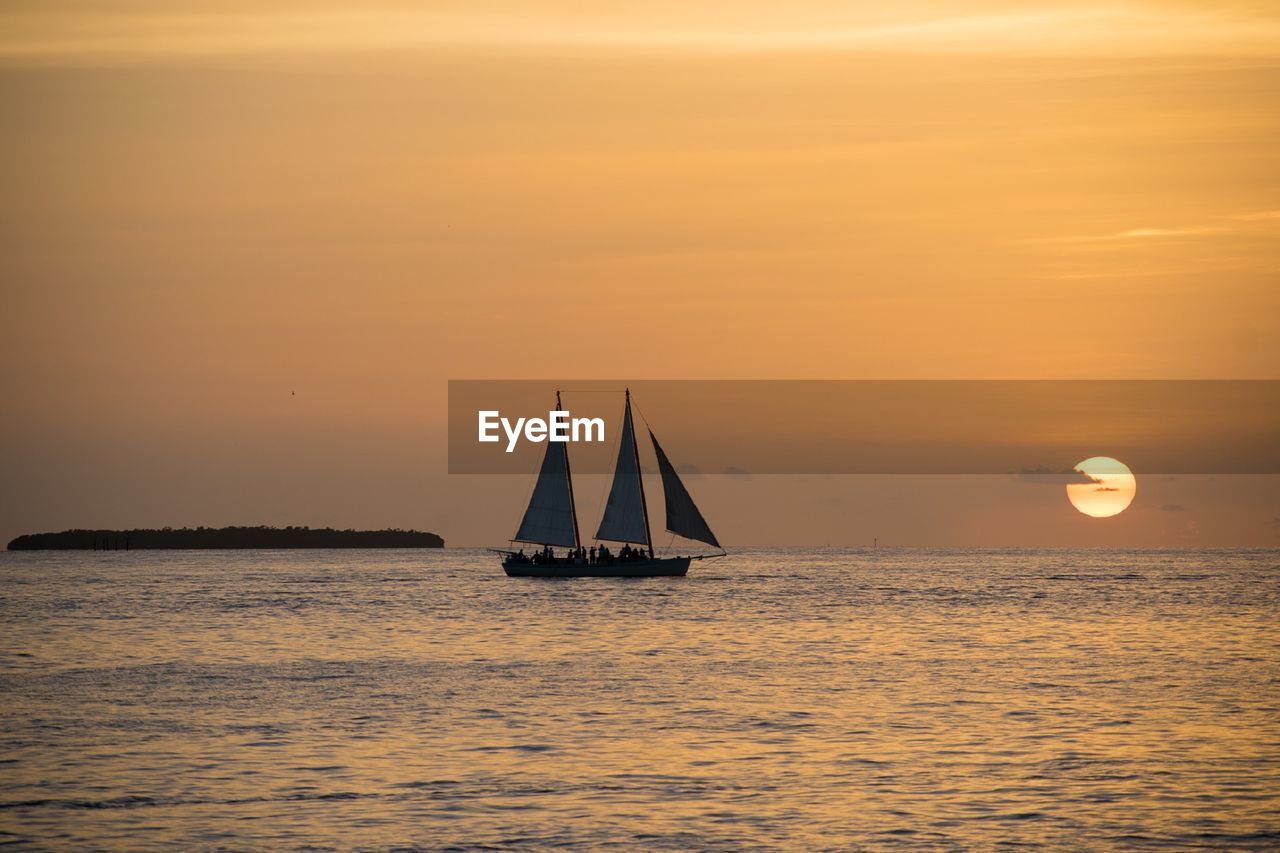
[499,389,725,578]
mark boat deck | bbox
[502,556,691,578]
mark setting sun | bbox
[1067,456,1137,518]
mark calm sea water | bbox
[0,548,1277,850]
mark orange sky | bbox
[2,1,1277,545]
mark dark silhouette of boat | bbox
[498,389,724,578]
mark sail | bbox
[594,398,651,545]
[513,439,579,548]
[650,430,721,549]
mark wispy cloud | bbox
[1031,209,1280,246]
[1012,466,1101,485]
[1232,210,1280,222]
[1112,227,1222,239]
[3,2,1279,62]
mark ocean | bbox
[1,548,1276,849]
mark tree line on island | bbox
[7,526,445,550]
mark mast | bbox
[559,390,581,549]
[629,388,655,558]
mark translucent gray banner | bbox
[448,380,1279,475]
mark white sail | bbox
[650,430,721,549]
[513,439,579,548]
[594,396,651,546]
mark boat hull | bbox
[502,557,691,578]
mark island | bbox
[7,526,445,550]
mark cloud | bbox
[4,3,1280,63]
[1161,504,1184,512]
[1232,210,1280,222]
[1012,466,1100,485]
[1035,209,1280,246]
[1113,227,1221,239]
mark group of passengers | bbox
[510,543,651,565]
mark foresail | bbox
[650,430,721,549]
[594,401,650,545]
[514,440,579,548]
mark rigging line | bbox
[632,398,653,430]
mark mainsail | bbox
[513,397,580,548]
[594,392,652,547]
[650,430,721,549]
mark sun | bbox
[1067,456,1137,518]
